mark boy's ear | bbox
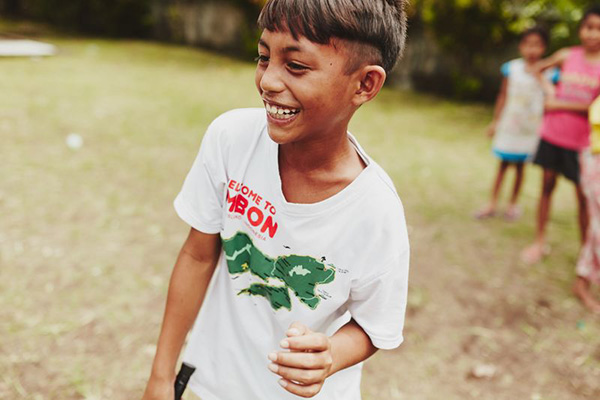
[352,65,387,107]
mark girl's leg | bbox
[521,168,557,264]
[575,183,589,244]
[505,162,525,220]
[573,154,600,313]
[573,277,600,314]
[476,161,509,218]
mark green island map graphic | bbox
[222,232,336,311]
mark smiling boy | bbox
[141,1,409,399]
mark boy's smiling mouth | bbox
[264,101,301,121]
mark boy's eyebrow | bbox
[258,39,270,50]
[258,39,303,54]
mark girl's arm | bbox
[535,48,571,72]
[545,98,590,113]
[486,77,508,137]
[142,228,221,400]
[539,75,557,98]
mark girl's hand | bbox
[268,322,333,398]
[486,122,497,138]
[545,97,561,111]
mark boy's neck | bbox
[278,127,361,174]
[277,126,367,204]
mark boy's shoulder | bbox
[352,160,409,254]
[346,135,404,216]
[351,156,406,227]
[201,108,267,155]
[207,108,266,138]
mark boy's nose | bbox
[260,65,285,94]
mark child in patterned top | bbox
[476,27,556,221]
[573,94,600,314]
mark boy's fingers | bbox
[269,363,324,385]
[287,321,309,337]
[282,333,330,352]
[278,379,322,398]
[271,349,332,369]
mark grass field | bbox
[1,25,599,399]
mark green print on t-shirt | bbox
[222,232,336,311]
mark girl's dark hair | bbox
[582,5,600,25]
[257,0,408,73]
[520,26,549,46]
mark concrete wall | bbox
[151,1,254,54]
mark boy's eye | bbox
[255,55,269,64]
[287,62,309,72]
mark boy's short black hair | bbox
[257,0,408,73]
[581,5,600,25]
[520,26,549,46]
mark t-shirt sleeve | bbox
[545,67,560,84]
[501,62,511,77]
[347,238,410,350]
[173,119,228,234]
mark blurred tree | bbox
[2,0,598,100]
[410,0,599,99]
[3,0,154,36]
[1,0,22,16]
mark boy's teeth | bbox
[265,103,299,119]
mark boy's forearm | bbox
[150,235,220,380]
[328,319,378,376]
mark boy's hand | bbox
[141,375,174,400]
[268,322,333,398]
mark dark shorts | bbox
[533,139,580,183]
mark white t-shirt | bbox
[174,108,410,400]
[494,58,557,155]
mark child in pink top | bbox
[522,6,600,264]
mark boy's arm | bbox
[268,319,377,398]
[142,228,221,400]
[486,77,508,137]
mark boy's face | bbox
[519,33,546,62]
[580,14,600,52]
[255,29,359,145]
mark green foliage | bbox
[412,0,600,100]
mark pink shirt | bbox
[540,47,600,151]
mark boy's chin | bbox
[266,126,293,145]
[266,124,305,145]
